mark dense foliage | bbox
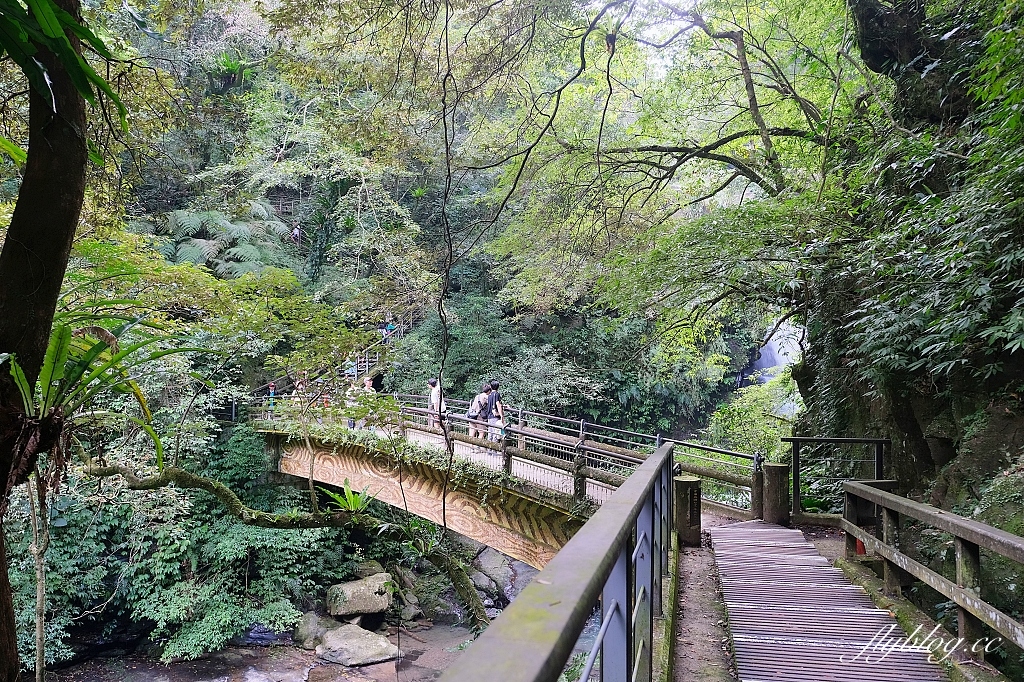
[2,0,1024,676]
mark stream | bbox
[48,623,476,682]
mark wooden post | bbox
[502,437,512,475]
[763,463,790,526]
[791,440,801,515]
[572,453,587,502]
[516,409,526,451]
[844,489,860,558]
[673,476,701,547]
[750,469,764,520]
[881,507,901,596]
[955,536,984,660]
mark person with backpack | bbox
[466,383,491,439]
[486,379,505,441]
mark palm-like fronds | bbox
[144,206,292,278]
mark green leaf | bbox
[52,2,113,57]
[0,135,26,164]
[22,0,63,40]
[8,355,33,412]
[79,409,164,469]
[38,323,72,415]
[87,139,102,165]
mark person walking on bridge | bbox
[487,380,505,442]
[467,383,491,439]
[427,377,445,427]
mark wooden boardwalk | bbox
[710,521,947,682]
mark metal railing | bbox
[250,311,419,396]
[248,396,635,506]
[843,480,1024,660]
[673,441,757,514]
[438,443,675,682]
[401,404,639,505]
[393,392,761,512]
[247,388,762,511]
[784,437,888,515]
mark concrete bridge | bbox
[267,434,585,568]
[252,391,760,568]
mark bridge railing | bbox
[398,404,632,505]
[438,443,675,682]
[394,393,760,512]
[672,441,758,516]
[786,436,889,515]
[843,480,1024,660]
[248,389,762,514]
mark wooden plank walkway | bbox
[710,520,947,682]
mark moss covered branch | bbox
[82,461,355,529]
[82,458,491,627]
[424,551,490,631]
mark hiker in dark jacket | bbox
[486,380,505,441]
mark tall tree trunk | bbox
[0,0,90,676]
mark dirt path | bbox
[799,523,844,564]
[672,513,736,682]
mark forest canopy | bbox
[2,0,1024,677]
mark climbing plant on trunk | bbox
[0,0,129,676]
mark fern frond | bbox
[224,243,263,262]
[215,260,264,278]
[224,221,253,241]
[170,210,203,238]
[248,200,272,220]
[189,238,225,260]
[175,242,207,264]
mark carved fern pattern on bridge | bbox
[278,440,584,568]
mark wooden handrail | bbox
[843,480,1024,656]
[845,481,1024,564]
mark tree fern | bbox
[214,260,263,278]
[223,221,252,242]
[155,239,178,260]
[248,200,272,220]
[188,238,226,261]
[141,204,293,278]
[223,243,263,263]
[174,242,209,265]
[170,210,204,239]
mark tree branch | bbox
[82,460,356,529]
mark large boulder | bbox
[315,624,400,666]
[469,569,496,594]
[352,559,385,578]
[474,548,514,596]
[400,604,423,622]
[327,573,393,617]
[293,611,342,650]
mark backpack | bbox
[466,394,484,418]
[485,391,500,420]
